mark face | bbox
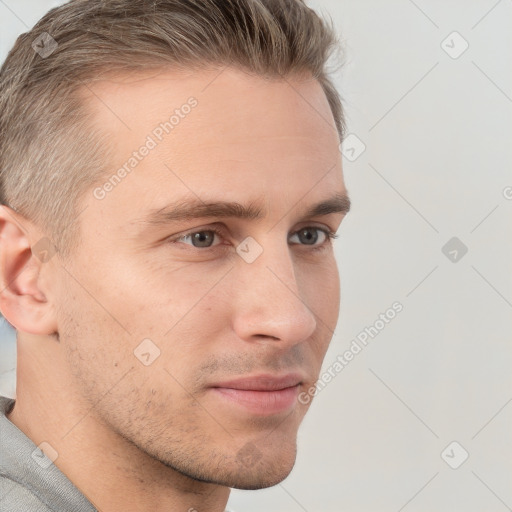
[52,67,348,489]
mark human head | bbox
[0,0,350,498]
[0,0,345,260]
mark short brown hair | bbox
[0,0,345,259]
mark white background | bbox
[1,1,511,510]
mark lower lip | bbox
[211,385,300,415]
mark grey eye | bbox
[185,231,217,248]
[290,228,327,245]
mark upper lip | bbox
[210,373,303,391]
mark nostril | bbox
[253,334,280,341]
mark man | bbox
[0,0,350,510]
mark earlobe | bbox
[0,205,58,336]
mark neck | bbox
[8,338,230,512]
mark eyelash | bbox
[169,226,339,251]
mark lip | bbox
[210,373,303,391]
[209,373,303,416]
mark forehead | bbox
[83,66,339,151]
[80,67,344,230]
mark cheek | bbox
[112,253,231,339]
[301,254,341,330]
[295,256,340,370]
[53,267,140,393]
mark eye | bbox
[174,228,223,248]
[289,227,338,246]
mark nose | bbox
[231,243,318,347]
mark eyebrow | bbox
[133,193,351,227]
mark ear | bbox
[0,205,58,336]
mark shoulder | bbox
[0,396,53,511]
[0,474,53,511]
[0,395,96,512]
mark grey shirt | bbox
[0,395,97,511]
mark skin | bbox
[0,66,349,512]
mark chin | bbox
[213,442,298,490]
[158,440,298,490]
[229,465,295,490]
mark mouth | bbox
[209,373,303,416]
